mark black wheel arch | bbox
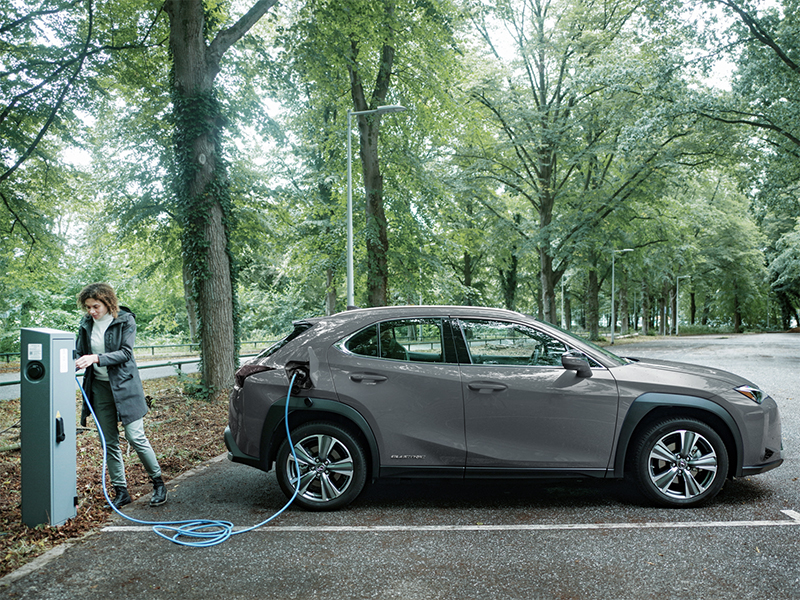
[614,393,742,479]
[259,397,380,480]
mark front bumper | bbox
[741,458,783,477]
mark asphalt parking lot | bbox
[2,333,798,600]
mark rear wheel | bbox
[276,421,367,511]
[630,418,728,508]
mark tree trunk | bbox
[182,260,198,341]
[539,249,563,324]
[499,252,518,311]
[535,268,544,320]
[537,191,564,325]
[620,281,629,335]
[200,202,235,388]
[670,283,677,335]
[165,0,276,391]
[362,123,389,307]
[347,22,396,307]
[641,283,650,336]
[325,268,337,316]
[587,270,600,341]
[659,281,670,335]
[463,251,474,306]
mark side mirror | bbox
[562,351,592,377]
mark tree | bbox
[697,0,800,151]
[163,0,277,390]
[691,0,800,219]
[769,222,800,328]
[462,0,708,324]
[0,0,166,350]
[273,0,461,307]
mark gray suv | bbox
[225,306,783,510]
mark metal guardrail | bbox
[0,340,274,363]
[0,352,261,390]
[0,358,201,388]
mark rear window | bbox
[255,321,313,360]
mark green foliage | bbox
[1,0,797,356]
[257,0,465,308]
[457,0,716,323]
[176,371,217,402]
[769,221,800,310]
[690,0,800,213]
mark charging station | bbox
[20,328,77,527]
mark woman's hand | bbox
[75,354,99,370]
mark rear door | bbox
[327,317,466,470]
[456,318,619,472]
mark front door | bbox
[456,319,619,472]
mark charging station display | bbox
[20,328,77,527]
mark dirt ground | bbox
[0,375,229,577]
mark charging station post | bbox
[20,328,78,527]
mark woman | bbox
[75,283,167,508]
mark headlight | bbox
[735,385,764,404]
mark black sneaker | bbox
[112,486,132,509]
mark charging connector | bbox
[284,361,311,395]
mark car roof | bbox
[297,305,532,327]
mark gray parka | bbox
[76,307,147,426]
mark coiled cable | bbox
[76,373,301,547]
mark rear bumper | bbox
[224,426,261,469]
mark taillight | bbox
[234,364,273,388]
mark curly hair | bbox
[77,283,119,318]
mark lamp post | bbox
[676,275,690,336]
[346,104,407,308]
[610,248,634,345]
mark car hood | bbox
[612,356,754,398]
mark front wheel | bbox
[276,421,367,511]
[630,418,729,508]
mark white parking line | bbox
[104,509,800,533]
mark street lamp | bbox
[676,275,690,336]
[346,104,407,308]
[610,248,634,345]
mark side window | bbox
[343,319,444,363]
[458,319,568,366]
[344,324,378,357]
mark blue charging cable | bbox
[76,373,301,547]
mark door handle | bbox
[468,381,508,393]
[350,373,388,384]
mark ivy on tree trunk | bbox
[164,0,277,391]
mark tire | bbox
[276,421,367,511]
[630,417,729,508]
